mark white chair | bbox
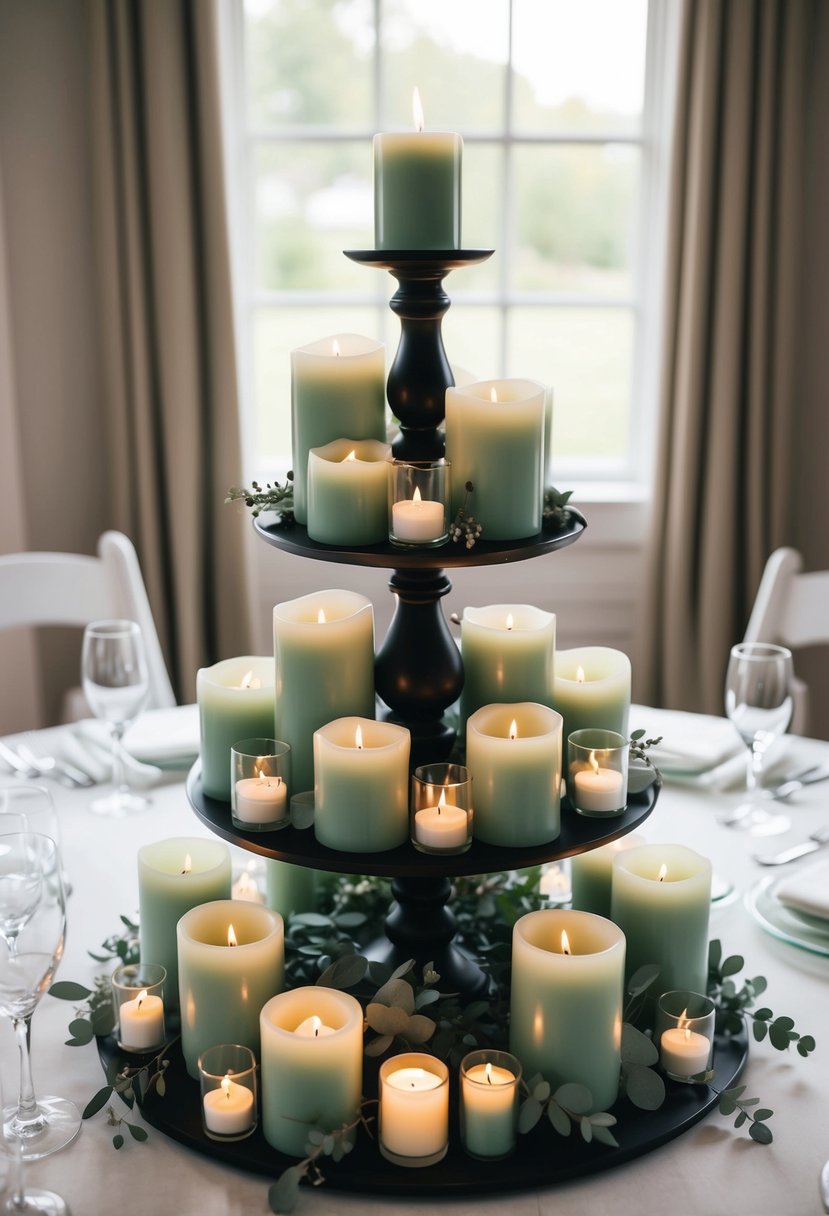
[743,547,829,735]
[0,531,175,712]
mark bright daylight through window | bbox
[228,0,659,487]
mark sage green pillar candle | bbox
[459,603,555,727]
[273,589,375,794]
[552,647,631,749]
[260,986,363,1157]
[137,837,231,1008]
[445,378,546,540]
[610,843,712,998]
[314,717,410,852]
[265,860,318,922]
[570,833,645,919]
[306,438,391,546]
[196,656,275,801]
[177,900,284,1078]
[509,909,625,1112]
[291,334,386,525]
[466,702,562,847]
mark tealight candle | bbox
[573,761,624,811]
[389,459,450,547]
[459,604,555,727]
[411,763,472,855]
[460,1050,521,1160]
[231,738,291,831]
[378,1053,450,1167]
[234,773,287,822]
[655,990,716,1083]
[414,795,469,850]
[203,1074,255,1137]
[392,488,445,542]
[567,729,628,818]
[112,964,167,1054]
[313,717,410,853]
[660,1025,710,1076]
[199,1044,257,1141]
[196,656,275,801]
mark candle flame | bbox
[240,669,261,689]
[490,386,498,403]
[333,339,341,356]
[227,924,238,947]
[589,750,599,775]
[506,612,514,630]
[485,1062,493,1085]
[136,989,147,1010]
[509,719,518,740]
[412,86,424,132]
[410,1068,426,1088]
[413,485,422,503]
[317,608,326,624]
[344,449,357,462]
[657,863,668,882]
[678,1008,689,1032]
[437,788,447,813]
[561,929,571,955]
[309,1015,322,1038]
[576,665,585,683]
[182,853,192,875]
[355,724,364,749]
[257,767,267,782]
[221,1074,232,1099]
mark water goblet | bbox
[0,783,70,896]
[0,1069,70,1215]
[0,833,81,1160]
[722,642,794,836]
[81,619,150,816]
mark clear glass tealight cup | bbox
[460,1049,522,1160]
[389,459,450,548]
[231,738,291,832]
[112,963,167,1054]
[198,1044,258,1141]
[411,763,473,854]
[655,990,716,1083]
[567,728,629,818]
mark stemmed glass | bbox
[0,1069,70,1215]
[0,784,70,896]
[0,833,81,1161]
[722,642,794,836]
[81,619,150,816]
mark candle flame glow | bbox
[257,767,267,782]
[413,486,422,503]
[333,339,341,356]
[437,789,447,813]
[317,609,326,624]
[576,665,585,683]
[561,930,571,955]
[506,612,514,630]
[355,725,364,750]
[309,1015,322,1038]
[490,386,498,403]
[227,924,238,947]
[221,1074,232,1099]
[410,1068,426,1088]
[509,719,518,740]
[237,871,254,894]
[657,863,668,882]
[485,1062,493,1085]
[589,750,599,775]
[240,669,261,690]
[412,86,424,132]
[136,989,147,1010]
[344,449,357,462]
[182,853,192,875]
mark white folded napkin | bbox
[76,704,200,768]
[776,859,829,922]
[629,706,743,776]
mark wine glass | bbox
[81,619,150,816]
[0,783,70,896]
[0,1069,70,1216]
[722,642,794,835]
[0,833,81,1160]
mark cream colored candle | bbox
[392,489,445,542]
[196,657,275,801]
[234,773,288,825]
[177,900,284,1079]
[203,1075,255,1137]
[307,438,391,546]
[509,909,625,1112]
[553,647,631,746]
[379,1053,449,1166]
[260,987,363,1157]
[118,990,164,1052]
[573,761,624,813]
[414,793,469,850]
[660,1026,710,1077]
[460,604,555,726]
[314,717,410,853]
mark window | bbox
[224,0,674,490]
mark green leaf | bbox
[797,1035,816,1056]
[49,981,93,1001]
[82,1087,113,1120]
[626,964,660,998]
[532,1080,551,1102]
[291,913,332,928]
[90,1005,116,1037]
[630,729,646,741]
[625,1066,665,1111]
[735,1111,747,1128]
[366,1003,411,1036]
[554,1083,593,1115]
[112,1133,124,1150]
[414,989,441,1010]
[753,1108,774,1121]
[752,1021,769,1042]
[718,1094,737,1115]
[591,1124,620,1148]
[405,1014,436,1044]
[269,1165,305,1213]
[66,1018,94,1046]
[372,978,415,1015]
[389,959,415,981]
[155,1075,166,1098]
[289,800,315,830]
[754,1007,773,1021]
[126,1122,148,1142]
[720,954,744,977]
[769,1021,794,1050]
[749,1120,773,1144]
[589,1113,617,1128]
[579,1115,593,1143]
[333,911,367,929]
[708,939,722,972]
[316,954,368,990]
[547,1101,571,1137]
[621,1023,658,1067]
[751,976,768,996]
[518,1097,543,1134]
[364,1034,393,1058]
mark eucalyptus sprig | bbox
[226,475,295,522]
[707,940,816,1057]
[87,913,140,966]
[268,1103,376,1214]
[628,729,663,766]
[543,485,574,527]
[715,1085,774,1145]
[518,1075,618,1146]
[449,481,483,549]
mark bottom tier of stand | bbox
[98,1031,746,1196]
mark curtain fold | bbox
[87,0,252,699]
[637,0,815,715]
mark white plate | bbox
[745,873,829,957]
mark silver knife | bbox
[755,825,829,866]
[15,743,94,789]
[767,765,829,802]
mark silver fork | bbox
[15,742,93,788]
[754,825,829,866]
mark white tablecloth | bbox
[2,720,828,1216]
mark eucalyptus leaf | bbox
[532,1080,551,1102]
[720,955,744,977]
[269,1165,305,1214]
[82,1086,113,1120]
[66,1018,94,1046]
[798,1035,816,1056]
[518,1097,543,1133]
[753,1108,773,1121]
[372,978,415,1014]
[49,981,93,1001]
[625,1066,665,1111]
[90,1005,116,1036]
[621,1023,658,1067]
[579,1115,593,1143]
[414,988,441,1010]
[547,1101,571,1137]
[291,913,332,929]
[112,1133,124,1150]
[364,1034,393,1058]
[316,954,368,990]
[155,1075,166,1098]
[389,960,415,981]
[126,1122,148,1142]
[591,1124,620,1148]
[749,1120,773,1144]
[405,1014,437,1044]
[554,1082,593,1115]
[753,1021,768,1043]
[334,912,367,929]
[290,801,315,830]
[708,939,722,971]
[589,1113,617,1127]
[626,963,660,998]
[751,976,768,996]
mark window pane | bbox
[441,306,503,382]
[512,0,647,134]
[252,306,384,461]
[512,145,640,296]
[253,144,374,291]
[506,307,634,465]
[246,0,375,130]
[382,0,509,131]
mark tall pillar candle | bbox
[445,378,545,540]
[553,647,631,746]
[177,900,284,1078]
[196,656,275,801]
[509,909,625,1111]
[314,717,410,852]
[459,604,555,726]
[373,89,462,250]
[291,334,386,524]
[610,844,712,998]
[137,837,231,1008]
[265,860,318,921]
[260,986,363,1157]
[273,590,375,794]
[466,702,562,847]
[570,833,645,919]
[307,438,391,546]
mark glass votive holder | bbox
[655,990,716,1083]
[539,859,572,906]
[231,739,291,831]
[411,763,472,855]
[460,1049,522,1161]
[567,728,629,817]
[389,459,450,548]
[111,963,167,1054]
[379,1052,449,1167]
[198,1043,258,1141]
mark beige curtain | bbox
[637,0,816,715]
[87,0,252,699]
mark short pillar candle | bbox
[378,1052,450,1167]
[307,438,391,546]
[553,647,631,745]
[459,603,555,727]
[313,717,410,853]
[509,909,625,1112]
[260,986,364,1158]
[610,843,712,999]
[196,657,275,802]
